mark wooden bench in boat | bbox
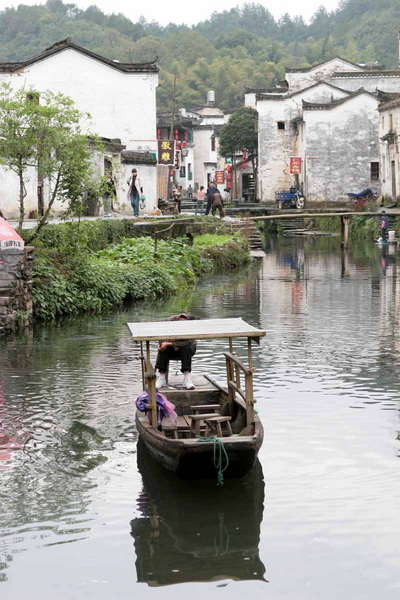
[204,415,233,437]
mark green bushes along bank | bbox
[31,221,250,321]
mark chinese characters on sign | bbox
[289,157,302,175]
[215,170,225,185]
[158,140,175,165]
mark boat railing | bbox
[224,352,255,428]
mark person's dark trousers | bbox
[155,344,196,373]
[382,228,388,240]
[205,197,213,215]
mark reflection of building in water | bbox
[130,441,266,586]
[376,250,400,356]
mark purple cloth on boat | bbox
[135,391,177,425]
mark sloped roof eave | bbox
[0,38,158,74]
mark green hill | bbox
[1,0,400,110]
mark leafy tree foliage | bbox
[0,83,100,234]
[1,0,400,110]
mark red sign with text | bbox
[215,170,225,185]
[290,157,302,175]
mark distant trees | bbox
[1,0,400,110]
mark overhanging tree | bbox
[219,106,258,200]
[0,84,101,234]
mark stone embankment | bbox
[0,247,34,336]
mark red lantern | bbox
[226,164,232,190]
[157,129,161,140]
[174,129,179,140]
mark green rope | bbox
[196,435,229,486]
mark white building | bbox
[190,93,228,191]
[250,53,400,204]
[0,38,159,218]
[378,92,400,202]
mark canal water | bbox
[1,237,400,599]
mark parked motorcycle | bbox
[275,186,306,210]
[346,188,378,208]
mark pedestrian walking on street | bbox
[187,184,193,199]
[195,186,206,216]
[127,168,143,217]
[174,185,183,213]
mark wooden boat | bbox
[130,440,266,586]
[127,317,266,479]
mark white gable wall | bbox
[378,104,400,200]
[332,73,400,93]
[0,48,158,218]
[304,95,380,203]
[257,83,350,200]
[286,59,363,92]
[0,49,158,151]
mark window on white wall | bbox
[277,121,285,130]
[370,162,379,180]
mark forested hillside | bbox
[1,0,400,110]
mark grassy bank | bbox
[30,221,250,321]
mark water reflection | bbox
[130,441,266,586]
[2,237,400,597]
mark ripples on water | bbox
[1,237,400,599]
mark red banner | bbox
[290,157,302,175]
[215,170,225,185]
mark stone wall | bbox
[0,247,34,336]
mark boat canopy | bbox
[127,317,266,343]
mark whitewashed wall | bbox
[286,59,363,92]
[192,128,216,188]
[304,94,380,203]
[257,83,350,200]
[379,104,400,200]
[0,48,158,217]
[332,73,400,93]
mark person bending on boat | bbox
[155,313,198,390]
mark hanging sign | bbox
[158,140,175,165]
[290,156,302,174]
[0,218,24,250]
[215,170,225,185]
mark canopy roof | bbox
[127,318,266,342]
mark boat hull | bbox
[135,413,263,479]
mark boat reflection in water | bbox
[130,440,267,586]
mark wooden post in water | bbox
[341,215,349,247]
[341,246,349,277]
